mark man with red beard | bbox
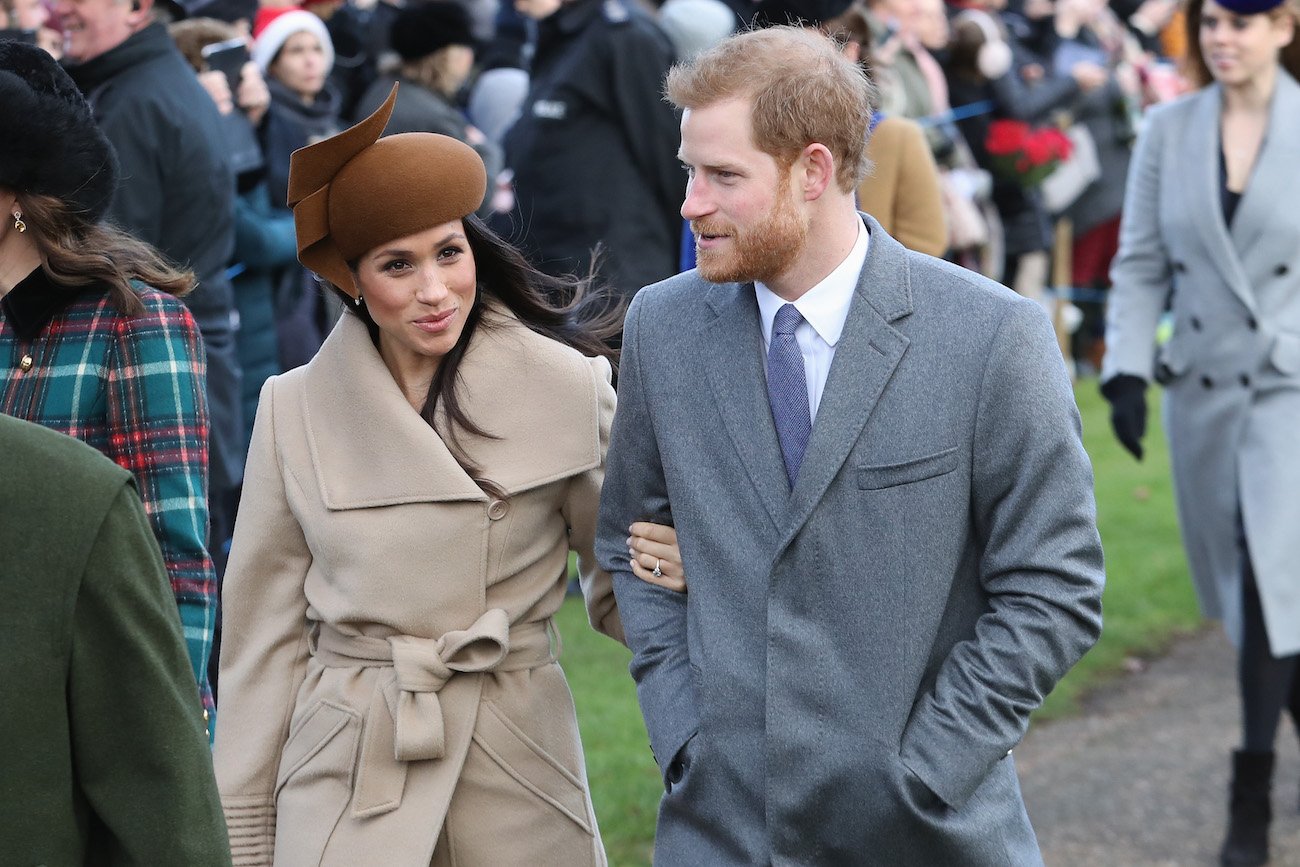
[596,25,1105,866]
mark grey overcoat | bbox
[1104,73,1300,656]
[598,216,1105,865]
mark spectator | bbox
[354,0,503,216]
[1,0,62,56]
[0,413,230,867]
[947,2,1105,292]
[59,0,243,626]
[824,4,948,256]
[505,0,684,304]
[0,41,217,722]
[1051,0,1138,370]
[253,4,342,368]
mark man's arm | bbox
[596,292,699,784]
[899,298,1105,809]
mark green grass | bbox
[557,383,1202,863]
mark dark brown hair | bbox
[16,191,195,315]
[1183,0,1300,87]
[331,215,622,498]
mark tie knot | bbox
[773,303,802,336]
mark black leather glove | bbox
[1100,374,1148,461]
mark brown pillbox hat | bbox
[287,84,488,296]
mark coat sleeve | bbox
[104,293,216,703]
[69,481,231,867]
[885,118,948,257]
[595,293,699,782]
[1101,101,1173,382]
[899,297,1104,810]
[563,354,625,644]
[213,376,314,866]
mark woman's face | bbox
[355,220,478,381]
[269,30,328,100]
[1199,0,1295,87]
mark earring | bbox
[354,294,364,307]
[13,211,25,233]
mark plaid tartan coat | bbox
[0,268,216,714]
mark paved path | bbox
[1016,629,1300,866]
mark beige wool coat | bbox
[213,306,622,867]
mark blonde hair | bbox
[665,25,877,191]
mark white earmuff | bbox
[957,10,1014,80]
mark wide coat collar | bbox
[700,213,913,534]
[1185,71,1300,312]
[300,306,603,509]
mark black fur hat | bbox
[0,42,119,222]
[390,2,477,63]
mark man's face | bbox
[58,0,137,63]
[679,98,809,287]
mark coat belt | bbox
[309,609,557,817]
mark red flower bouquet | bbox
[984,120,1074,189]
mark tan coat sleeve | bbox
[564,355,625,645]
[860,117,949,257]
[213,377,314,866]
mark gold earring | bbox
[13,211,25,233]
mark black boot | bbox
[1220,750,1274,867]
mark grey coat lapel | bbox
[1230,71,1300,261]
[704,282,790,529]
[779,216,912,550]
[1188,86,1258,314]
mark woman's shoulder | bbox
[481,305,613,389]
[120,284,201,332]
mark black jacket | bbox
[65,23,236,331]
[504,0,684,299]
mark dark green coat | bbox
[0,413,230,866]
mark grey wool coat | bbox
[598,215,1105,865]
[1104,72,1300,657]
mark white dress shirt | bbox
[756,217,869,421]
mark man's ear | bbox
[128,0,155,26]
[796,143,836,201]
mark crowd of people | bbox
[1,0,1299,861]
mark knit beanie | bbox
[251,6,334,73]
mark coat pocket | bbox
[273,700,363,867]
[473,700,594,835]
[858,447,959,490]
[1154,338,1193,384]
[1269,332,1300,375]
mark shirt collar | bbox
[756,215,868,348]
[0,267,91,341]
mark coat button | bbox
[487,499,509,521]
[18,354,33,372]
[1276,264,1289,276]
[1173,261,1187,273]
[1201,375,1214,389]
[1190,316,1202,331]
[1247,317,1258,330]
[1240,374,1252,387]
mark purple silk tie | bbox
[766,303,811,488]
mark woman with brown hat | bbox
[212,86,680,865]
[0,41,218,726]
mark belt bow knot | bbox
[387,608,511,761]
